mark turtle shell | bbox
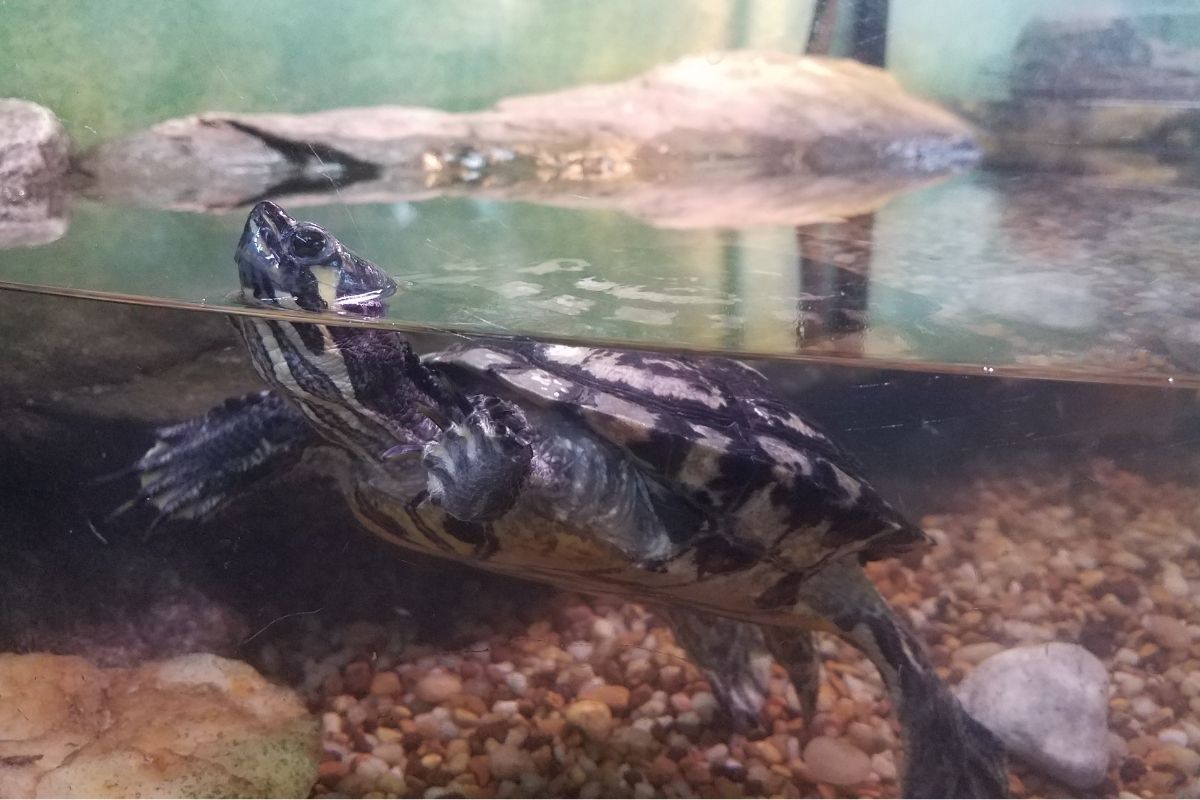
[429,342,930,572]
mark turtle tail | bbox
[114,390,313,531]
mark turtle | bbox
[129,201,1008,798]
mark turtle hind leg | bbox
[663,606,775,733]
[762,625,821,731]
[121,390,314,526]
[781,558,1009,798]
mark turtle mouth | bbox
[235,201,291,306]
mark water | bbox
[4,1,1200,798]
[3,167,1200,387]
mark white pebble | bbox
[1114,648,1140,666]
[1162,563,1189,597]
[1110,551,1146,571]
[492,699,519,716]
[1131,696,1159,719]
[506,672,528,694]
[566,641,594,661]
[1159,728,1189,747]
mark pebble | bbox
[1162,563,1189,597]
[1146,614,1192,650]
[675,710,702,738]
[691,691,718,720]
[415,670,463,704]
[374,742,406,767]
[846,720,887,755]
[1164,744,1200,776]
[344,661,373,696]
[377,769,407,795]
[802,736,872,786]
[564,698,614,740]
[955,641,1005,664]
[871,751,898,782]
[468,755,490,786]
[487,743,529,780]
[578,683,630,711]
[369,670,402,696]
[756,740,785,764]
[958,642,1109,789]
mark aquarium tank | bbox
[1,0,1198,797]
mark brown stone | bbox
[369,670,402,697]
[344,661,373,696]
[415,670,464,704]
[578,683,631,712]
[468,754,491,786]
[564,699,614,740]
[317,760,350,784]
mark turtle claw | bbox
[422,394,534,522]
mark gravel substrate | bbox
[258,456,1199,798]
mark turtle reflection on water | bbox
[131,201,1008,798]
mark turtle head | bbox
[235,201,397,316]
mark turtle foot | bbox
[422,394,533,522]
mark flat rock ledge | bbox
[77,51,978,228]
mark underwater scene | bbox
[2,1,1200,798]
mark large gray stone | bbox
[957,642,1110,790]
[0,99,69,248]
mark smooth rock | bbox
[802,736,871,786]
[416,669,463,704]
[0,652,318,798]
[957,642,1109,789]
[564,699,614,740]
[0,99,69,248]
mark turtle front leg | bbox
[420,394,534,522]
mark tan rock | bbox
[415,669,464,703]
[369,670,402,696]
[1147,614,1192,650]
[578,683,631,711]
[0,652,318,798]
[564,699,614,740]
[802,736,871,786]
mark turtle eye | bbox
[286,224,331,260]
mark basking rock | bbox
[957,642,1110,790]
[0,99,69,248]
[78,52,977,227]
[0,652,318,798]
